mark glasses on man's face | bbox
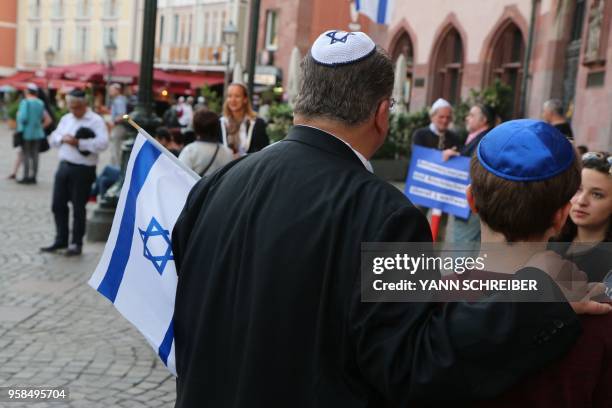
[582,151,612,175]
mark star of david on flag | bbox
[354,0,395,25]
[139,217,174,275]
[89,124,199,376]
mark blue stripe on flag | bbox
[355,0,361,10]
[96,140,161,303]
[377,0,388,24]
[158,318,174,365]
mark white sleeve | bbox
[49,116,68,148]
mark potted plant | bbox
[266,103,294,142]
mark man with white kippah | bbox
[171,30,586,407]
[411,97,461,240]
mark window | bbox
[29,0,41,18]
[51,0,64,19]
[571,0,587,42]
[265,10,278,50]
[203,13,209,45]
[53,27,63,52]
[430,27,463,106]
[30,27,40,51]
[487,22,525,118]
[173,14,179,44]
[77,0,91,18]
[76,27,89,54]
[188,15,193,45]
[159,15,165,44]
[104,27,116,48]
[212,12,219,45]
[104,0,117,18]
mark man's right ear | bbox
[466,185,478,213]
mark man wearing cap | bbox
[442,103,496,243]
[171,31,601,407]
[411,98,461,240]
[41,89,108,256]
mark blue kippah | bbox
[477,119,575,182]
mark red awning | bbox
[0,71,36,89]
[163,71,225,89]
[30,77,89,92]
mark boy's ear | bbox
[551,202,572,234]
[466,185,478,213]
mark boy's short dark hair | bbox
[470,120,581,242]
[471,157,580,241]
[192,110,220,143]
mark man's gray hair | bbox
[293,46,394,126]
[543,99,564,116]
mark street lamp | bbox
[105,38,118,107]
[222,21,238,98]
[44,47,56,92]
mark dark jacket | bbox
[246,117,269,153]
[412,126,461,150]
[172,125,579,407]
[461,128,491,157]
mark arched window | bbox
[431,27,463,106]
[390,31,414,108]
[488,22,525,118]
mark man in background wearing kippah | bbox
[171,31,604,407]
[41,89,108,256]
[412,98,461,241]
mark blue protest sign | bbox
[404,145,471,219]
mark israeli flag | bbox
[89,128,199,376]
[355,0,394,25]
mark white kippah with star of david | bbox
[311,30,376,67]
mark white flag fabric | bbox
[89,130,198,376]
[355,0,394,25]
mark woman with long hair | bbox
[220,83,269,157]
[555,151,612,282]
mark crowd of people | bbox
[3,28,611,406]
[6,80,271,256]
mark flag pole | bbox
[123,115,201,181]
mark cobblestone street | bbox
[0,124,176,407]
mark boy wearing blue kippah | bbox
[465,119,612,406]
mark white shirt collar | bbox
[429,122,442,136]
[297,125,373,173]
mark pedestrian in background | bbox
[108,83,128,166]
[178,110,233,177]
[411,98,461,241]
[16,83,52,184]
[442,103,495,243]
[41,89,108,256]
[220,82,269,157]
[542,98,574,141]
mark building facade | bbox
[16,0,144,70]
[155,0,249,77]
[262,0,610,150]
[385,0,611,150]
[0,1,18,77]
[256,0,375,92]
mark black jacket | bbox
[412,127,461,150]
[172,125,579,407]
